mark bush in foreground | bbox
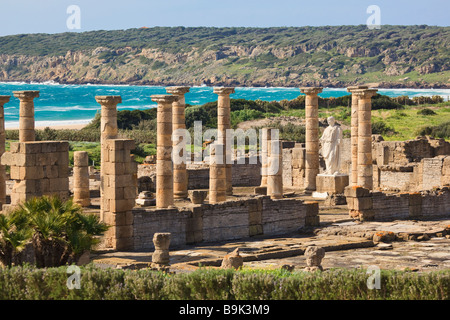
[0,266,447,300]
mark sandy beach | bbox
[35,123,87,130]
[6,123,88,130]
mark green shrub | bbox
[418,121,450,139]
[0,267,447,300]
[372,121,396,136]
[417,108,437,116]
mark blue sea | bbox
[1,81,449,129]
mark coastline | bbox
[5,120,90,130]
[1,79,449,90]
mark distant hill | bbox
[0,26,449,88]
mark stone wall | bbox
[372,137,450,192]
[1,141,69,206]
[345,186,450,221]
[132,195,318,251]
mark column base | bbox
[316,174,349,194]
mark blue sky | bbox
[0,0,448,36]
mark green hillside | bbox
[0,26,448,87]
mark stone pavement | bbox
[91,213,450,272]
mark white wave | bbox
[5,118,93,129]
[35,105,100,112]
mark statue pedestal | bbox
[315,174,349,195]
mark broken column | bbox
[152,94,179,209]
[304,246,325,272]
[73,151,90,207]
[209,143,227,204]
[214,87,235,196]
[2,141,69,206]
[13,91,39,142]
[354,89,378,190]
[152,232,171,270]
[166,86,190,199]
[0,96,10,207]
[300,87,322,193]
[102,138,137,250]
[347,85,368,186]
[344,186,374,221]
[267,140,283,199]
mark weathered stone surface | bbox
[221,248,243,269]
[304,246,325,271]
[188,190,208,204]
[316,174,349,194]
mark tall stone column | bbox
[300,87,323,193]
[95,96,121,220]
[166,86,190,199]
[209,143,226,204]
[13,91,39,142]
[260,127,275,187]
[0,96,10,207]
[73,151,90,207]
[214,87,235,196]
[267,140,283,199]
[354,89,378,190]
[347,85,368,186]
[152,94,179,209]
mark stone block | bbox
[353,197,373,211]
[316,174,349,194]
[254,186,267,195]
[110,198,136,213]
[249,224,263,236]
[23,142,42,154]
[344,185,370,198]
[304,200,317,213]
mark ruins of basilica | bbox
[0,85,449,252]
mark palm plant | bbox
[16,195,109,268]
[0,210,32,267]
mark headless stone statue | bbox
[320,116,343,175]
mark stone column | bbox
[0,96,10,207]
[347,85,368,186]
[95,96,121,219]
[96,96,121,148]
[152,94,179,209]
[166,86,190,199]
[267,140,283,199]
[214,87,235,196]
[209,143,227,204]
[73,151,90,207]
[260,127,275,187]
[13,91,39,142]
[354,89,378,190]
[300,87,322,193]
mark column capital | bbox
[151,94,179,104]
[13,91,39,100]
[0,96,11,104]
[352,88,378,98]
[347,85,369,93]
[213,87,235,95]
[166,86,190,96]
[95,96,122,106]
[300,87,323,95]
